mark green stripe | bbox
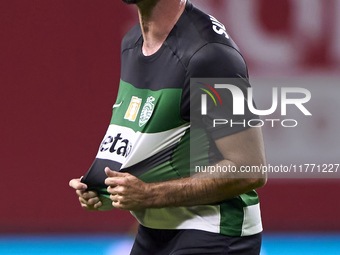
[219,197,244,236]
[219,191,260,236]
[111,80,187,133]
[240,191,260,206]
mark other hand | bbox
[105,167,150,211]
[69,178,102,211]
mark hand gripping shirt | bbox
[82,1,262,237]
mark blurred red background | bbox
[0,0,339,234]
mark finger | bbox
[105,177,128,186]
[105,167,128,177]
[76,189,86,197]
[80,203,94,211]
[87,197,100,206]
[79,196,99,207]
[112,200,126,210]
[107,185,125,195]
[79,196,88,205]
[94,201,103,209]
[110,194,121,204]
[69,178,87,190]
[83,190,98,199]
[76,190,98,200]
[80,202,89,210]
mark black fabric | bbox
[81,158,122,190]
[82,143,179,190]
[130,225,262,255]
[120,0,258,139]
[121,143,178,177]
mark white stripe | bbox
[95,124,190,168]
[95,125,136,165]
[123,123,190,168]
[241,203,263,236]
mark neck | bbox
[137,0,187,56]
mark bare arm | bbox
[105,126,267,210]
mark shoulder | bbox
[187,43,248,79]
[121,24,142,53]
[171,1,247,77]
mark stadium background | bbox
[1,0,339,254]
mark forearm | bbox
[105,127,267,211]
[145,160,266,208]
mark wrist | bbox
[144,182,159,208]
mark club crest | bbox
[139,96,155,127]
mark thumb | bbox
[69,178,87,190]
[105,167,120,177]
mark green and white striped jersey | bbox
[82,1,262,237]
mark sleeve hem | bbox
[209,114,261,140]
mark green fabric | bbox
[240,190,260,206]
[219,197,245,236]
[111,80,186,133]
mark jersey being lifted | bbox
[82,1,262,237]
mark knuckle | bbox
[89,198,99,205]
[95,201,103,208]
[87,198,94,205]
[107,186,113,194]
[105,178,113,186]
[116,186,124,194]
[87,191,97,198]
[81,204,89,210]
[82,192,88,199]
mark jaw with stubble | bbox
[121,0,144,4]
[121,0,161,5]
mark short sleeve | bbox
[181,43,260,139]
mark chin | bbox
[121,0,143,4]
